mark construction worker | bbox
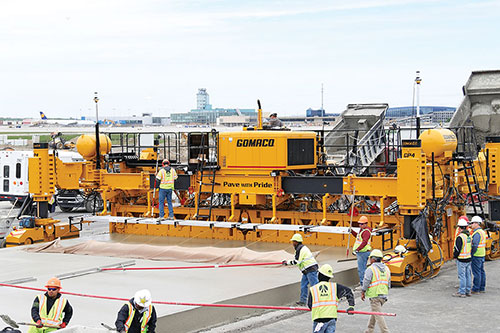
[470,215,487,294]
[156,159,178,220]
[350,215,372,286]
[307,264,355,333]
[28,277,73,332]
[282,233,319,306]
[268,113,283,127]
[115,289,157,333]
[453,218,472,297]
[454,215,469,238]
[361,249,390,333]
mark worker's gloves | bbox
[36,320,43,328]
[346,306,355,315]
[60,322,67,328]
[281,260,288,266]
[282,260,296,266]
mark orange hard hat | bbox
[45,277,61,289]
[358,215,369,224]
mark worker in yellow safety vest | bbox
[307,264,355,333]
[452,218,472,297]
[470,215,487,294]
[282,233,319,306]
[115,289,157,333]
[350,215,372,285]
[28,277,73,332]
[156,159,178,220]
[361,249,391,333]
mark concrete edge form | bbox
[157,267,358,333]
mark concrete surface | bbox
[0,202,358,333]
[200,259,500,333]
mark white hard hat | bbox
[394,245,407,254]
[457,219,469,227]
[134,289,152,307]
[471,216,483,224]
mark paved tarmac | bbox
[201,258,500,333]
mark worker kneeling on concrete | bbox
[307,264,355,333]
[282,233,319,306]
[361,249,391,333]
[115,289,157,333]
[28,277,73,332]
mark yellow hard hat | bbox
[369,249,383,258]
[290,233,303,242]
[318,264,334,278]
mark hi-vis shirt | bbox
[156,167,178,190]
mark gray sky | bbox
[1,0,499,119]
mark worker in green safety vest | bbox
[115,289,157,333]
[470,215,487,294]
[156,159,178,220]
[28,277,73,332]
[282,233,319,305]
[361,249,390,333]
[307,264,355,333]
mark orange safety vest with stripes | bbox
[30,294,67,329]
[157,168,177,190]
[456,233,472,259]
[472,228,487,257]
[124,302,153,333]
[353,229,372,252]
[365,265,390,298]
[310,282,338,320]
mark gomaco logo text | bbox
[236,139,275,147]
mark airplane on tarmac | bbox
[37,111,94,126]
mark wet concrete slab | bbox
[0,219,357,333]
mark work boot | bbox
[167,216,174,220]
[295,301,306,306]
[451,292,466,298]
[480,290,486,294]
[470,291,480,295]
[465,293,471,297]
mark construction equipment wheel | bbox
[60,206,73,213]
[85,194,104,213]
[24,238,33,245]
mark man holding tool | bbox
[307,264,355,333]
[283,233,319,306]
[350,215,372,286]
[115,289,157,333]
[28,277,73,332]
[156,159,178,220]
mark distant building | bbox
[170,89,257,125]
[386,106,456,119]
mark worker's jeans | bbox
[356,251,370,285]
[313,318,336,333]
[457,260,472,295]
[159,188,173,218]
[300,270,319,303]
[471,256,486,292]
[365,297,389,333]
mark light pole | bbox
[94,92,101,169]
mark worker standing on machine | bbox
[268,113,282,127]
[282,233,319,306]
[28,277,73,332]
[156,159,177,220]
[115,289,157,333]
[350,215,372,286]
[453,218,472,297]
[307,264,355,333]
[470,215,487,294]
[361,249,390,333]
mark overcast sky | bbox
[1,0,499,119]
